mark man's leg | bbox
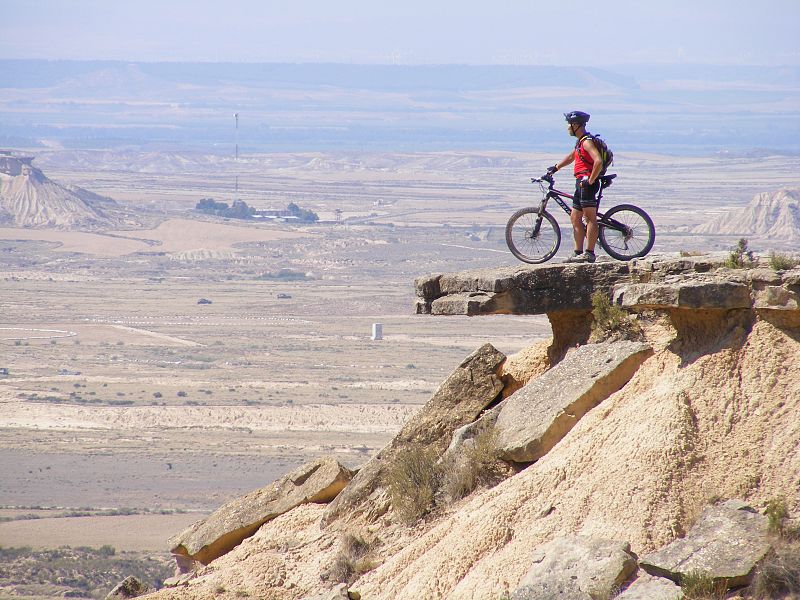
[570,207,585,253]
[583,206,598,252]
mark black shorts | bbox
[573,179,600,210]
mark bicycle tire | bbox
[598,204,655,261]
[505,208,561,264]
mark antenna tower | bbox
[234,112,239,200]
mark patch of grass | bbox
[766,497,790,536]
[440,426,504,503]
[768,251,800,271]
[724,238,755,269]
[327,532,377,584]
[751,541,800,599]
[590,290,642,342]
[384,446,442,524]
[680,570,727,600]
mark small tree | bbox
[724,238,755,269]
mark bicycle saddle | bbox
[600,174,617,187]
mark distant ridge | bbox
[0,151,120,229]
[693,188,800,242]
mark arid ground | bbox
[0,150,796,564]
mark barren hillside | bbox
[0,153,121,229]
[142,258,800,599]
[694,187,800,241]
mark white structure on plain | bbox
[371,323,383,341]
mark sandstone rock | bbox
[615,573,682,599]
[302,583,360,600]
[613,281,752,310]
[171,456,354,565]
[753,285,800,311]
[495,340,652,462]
[417,262,633,316]
[639,500,770,589]
[444,406,500,459]
[105,575,153,599]
[415,256,800,318]
[322,343,506,526]
[512,579,591,599]
[431,290,515,316]
[511,535,637,600]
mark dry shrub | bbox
[766,497,790,536]
[384,446,442,524]
[768,251,799,271]
[680,570,727,600]
[751,541,800,598]
[327,532,377,584]
[590,290,642,342]
[440,427,505,503]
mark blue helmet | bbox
[564,111,590,125]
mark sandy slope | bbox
[145,315,800,599]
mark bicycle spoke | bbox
[505,208,561,264]
[598,204,655,260]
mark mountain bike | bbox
[505,173,655,264]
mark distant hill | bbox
[1,60,798,153]
[693,188,800,241]
[0,152,121,229]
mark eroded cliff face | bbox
[147,258,800,600]
[0,154,119,229]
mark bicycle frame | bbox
[534,174,628,236]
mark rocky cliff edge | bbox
[144,255,800,600]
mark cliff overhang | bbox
[414,255,800,319]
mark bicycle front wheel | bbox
[598,204,655,261]
[505,208,561,264]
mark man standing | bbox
[548,111,603,263]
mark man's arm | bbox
[582,139,603,184]
[553,151,575,172]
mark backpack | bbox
[577,133,614,176]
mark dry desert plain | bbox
[0,150,797,578]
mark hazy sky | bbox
[3,0,798,66]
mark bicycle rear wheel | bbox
[598,204,655,260]
[505,208,561,264]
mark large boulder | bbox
[170,456,354,566]
[615,573,682,599]
[495,340,652,462]
[511,535,637,600]
[639,500,771,589]
[322,343,506,526]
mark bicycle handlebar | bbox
[531,173,555,186]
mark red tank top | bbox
[573,135,594,177]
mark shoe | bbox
[565,252,586,263]
[583,251,596,263]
